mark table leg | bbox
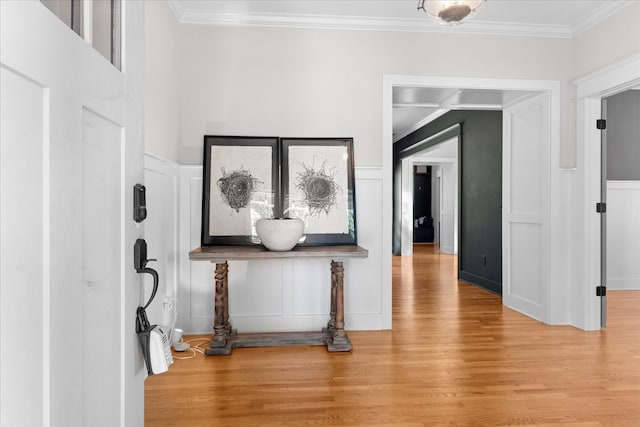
[223,263,231,335]
[327,260,352,352]
[326,265,337,333]
[207,262,233,354]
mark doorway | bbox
[384,74,560,325]
[396,109,504,296]
[400,136,459,256]
[575,56,640,330]
[600,89,640,327]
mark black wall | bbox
[394,110,503,294]
[605,90,640,180]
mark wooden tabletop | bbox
[189,245,369,261]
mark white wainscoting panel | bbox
[607,181,640,290]
[502,93,550,323]
[144,154,180,327]
[179,166,387,334]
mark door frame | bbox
[383,74,561,325]
[399,138,458,256]
[573,54,640,330]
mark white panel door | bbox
[502,93,550,322]
[0,2,145,425]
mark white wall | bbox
[439,162,457,255]
[173,25,575,167]
[572,2,640,80]
[607,181,640,290]
[400,158,414,256]
[145,1,180,162]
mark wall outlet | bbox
[163,296,173,312]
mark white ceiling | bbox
[167,1,632,140]
[169,1,632,38]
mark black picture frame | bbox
[281,138,357,246]
[201,135,279,246]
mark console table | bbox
[189,245,368,355]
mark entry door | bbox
[502,92,550,322]
[1,2,144,425]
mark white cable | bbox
[173,338,210,359]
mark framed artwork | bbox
[201,135,279,246]
[281,138,357,246]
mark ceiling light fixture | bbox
[417,0,486,26]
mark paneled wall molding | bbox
[177,165,388,334]
[606,180,640,290]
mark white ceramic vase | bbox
[255,218,304,251]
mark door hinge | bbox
[596,202,606,213]
[596,286,607,297]
[596,119,607,130]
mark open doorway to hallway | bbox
[385,75,560,325]
[395,108,505,296]
[401,137,459,255]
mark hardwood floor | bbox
[145,245,640,426]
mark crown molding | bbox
[167,0,634,40]
[571,1,634,38]
[167,0,185,22]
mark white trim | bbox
[400,158,413,256]
[393,109,448,143]
[167,1,632,39]
[573,54,640,100]
[82,0,93,45]
[571,1,635,37]
[607,180,640,190]
[574,55,640,330]
[144,151,181,167]
[412,157,456,164]
[398,123,460,154]
[354,166,382,181]
[42,87,51,427]
[119,128,126,426]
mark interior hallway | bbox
[145,244,640,426]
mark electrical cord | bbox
[160,296,211,360]
[172,338,210,360]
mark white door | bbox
[502,92,550,322]
[1,2,145,425]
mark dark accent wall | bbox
[606,90,640,180]
[394,110,502,295]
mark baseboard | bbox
[459,270,502,295]
[607,278,640,290]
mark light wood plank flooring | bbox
[145,244,640,426]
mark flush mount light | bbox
[417,0,486,26]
